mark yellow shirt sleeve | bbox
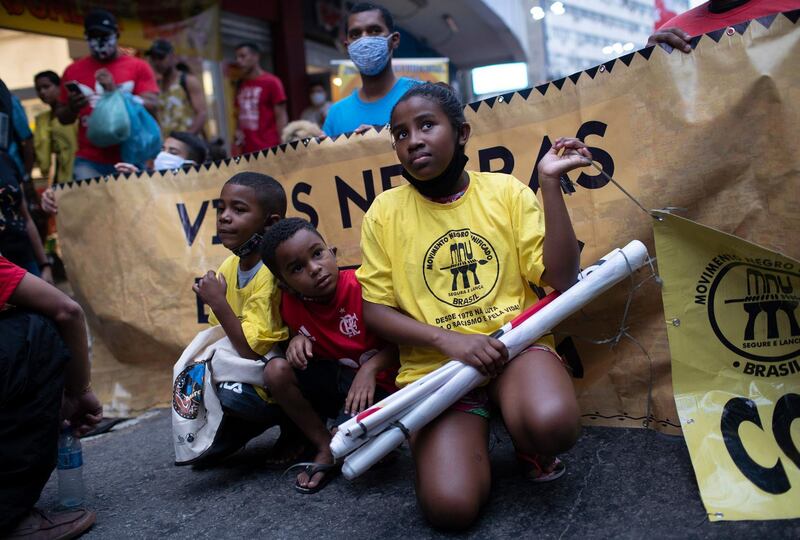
[205,257,229,328]
[511,181,547,287]
[356,206,399,308]
[207,256,288,356]
[239,279,287,356]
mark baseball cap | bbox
[84,8,118,34]
[145,39,174,58]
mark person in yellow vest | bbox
[146,39,207,138]
[33,71,77,184]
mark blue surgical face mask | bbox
[347,35,392,76]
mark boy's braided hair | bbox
[260,217,324,281]
[225,172,287,219]
[391,82,466,135]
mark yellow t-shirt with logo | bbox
[357,171,555,387]
[208,255,288,356]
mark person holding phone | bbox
[54,8,158,180]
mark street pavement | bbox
[37,409,799,539]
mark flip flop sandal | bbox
[517,452,566,483]
[285,461,340,494]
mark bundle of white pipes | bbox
[332,240,650,480]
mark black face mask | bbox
[232,232,263,257]
[402,144,469,199]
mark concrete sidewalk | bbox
[37,409,798,539]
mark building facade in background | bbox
[530,0,690,81]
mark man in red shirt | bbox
[232,43,288,155]
[55,8,159,180]
[648,0,799,51]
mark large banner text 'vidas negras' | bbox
[55,14,800,422]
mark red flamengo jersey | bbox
[60,54,158,164]
[280,269,396,391]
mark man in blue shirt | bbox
[322,3,417,138]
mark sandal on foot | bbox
[517,453,566,483]
[285,461,340,494]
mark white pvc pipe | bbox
[341,240,649,479]
[331,401,417,458]
[336,245,627,446]
[335,246,624,453]
[337,360,462,440]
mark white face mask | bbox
[154,151,191,171]
[310,91,327,106]
[87,33,118,61]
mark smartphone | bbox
[65,81,81,94]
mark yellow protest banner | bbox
[331,58,449,102]
[0,1,220,59]
[654,211,800,520]
[54,13,799,423]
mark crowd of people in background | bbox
[1,0,796,538]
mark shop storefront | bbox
[0,0,309,160]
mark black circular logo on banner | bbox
[708,262,800,362]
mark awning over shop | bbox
[379,0,527,69]
[0,1,221,59]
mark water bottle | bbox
[57,427,85,508]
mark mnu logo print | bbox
[708,260,800,363]
[423,228,499,307]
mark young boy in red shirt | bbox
[260,217,397,494]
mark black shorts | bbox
[0,310,69,532]
[293,360,390,420]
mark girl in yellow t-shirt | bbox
[356,83,592,531]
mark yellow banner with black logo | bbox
[654,211,800,521]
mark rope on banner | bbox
[557,152,668,427]
[554,252,662,428]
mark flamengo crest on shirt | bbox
[339,312,361,338]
